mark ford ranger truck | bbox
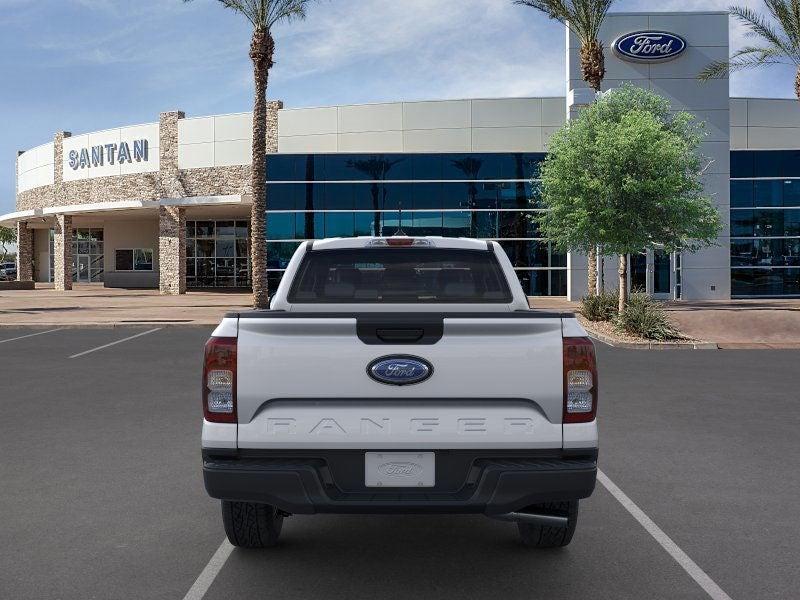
[202,237,598,548]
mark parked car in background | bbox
[201,236,599,549]
[0,262,15,280]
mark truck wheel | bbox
[517,501,579,548]
[221,501,284,548]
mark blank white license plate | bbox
[365,452,435,488]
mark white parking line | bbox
[184,473,734,600]
[68,328,162,359]
[0,329,63,344]
[182,539,234,600]
[597,469,733,600]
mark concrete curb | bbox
[584,326,719,350]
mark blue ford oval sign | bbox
[368,356,433,386]
[613,31,687,63]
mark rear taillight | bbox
[203,337,237,423]
[563,337,598,424]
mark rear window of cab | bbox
[287,248,513,304]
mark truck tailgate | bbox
[236,314,565,450]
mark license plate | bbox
[365,452,435,488]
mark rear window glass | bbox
[288,248,512,303]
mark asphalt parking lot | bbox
[2,327,799,599]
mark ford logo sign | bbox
[613,31,686,63]
[367,355,433,386]
[378,462,423,477]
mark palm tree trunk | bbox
[580,40,605,93]
[587,248,597,296]
[796,67,800,102]
[249,29,274,309]
[618,254,628,314]
[580,39,603,296]
[598,247,605,292]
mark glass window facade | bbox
[264,153,566,295]
[731,151,800,296]
[48,228,105,283]
[186,220,251,288]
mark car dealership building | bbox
[3,10,800,300]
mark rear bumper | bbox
[203,449,597,515]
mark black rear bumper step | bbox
[203,451,597,515]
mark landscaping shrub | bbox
[615,293,683,340]
[580,290,619,322]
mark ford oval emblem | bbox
[613,31,686,63]
[378,462,423,477]
[368,355,433,386]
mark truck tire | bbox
[517,500,579,548]
[221,501,284,548]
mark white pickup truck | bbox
[202,237,598,548]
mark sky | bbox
[0,0,797,216]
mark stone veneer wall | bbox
[158,206,186,295]
[16,102,283,212]
[53,214,73,291]
[16,222,33,281]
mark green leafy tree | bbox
[515,0,616,294]
[184,0,316,308]
[536,85,722,313]
[699,2,800,100]
[0,226,15,263]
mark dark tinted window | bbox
[730,181,753,208]
[265,153,546,182]
[288,248,512,303]
[730,151,754,178]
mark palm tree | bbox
[184,0,314,309]
[515,0,616,295]
[699,2,800,101]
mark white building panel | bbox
[746,127,800,150]
[86,128,122,179]
[729,99,748,127]
[541,98,566,127]
[179,116,214,144]
[214,113,252,142]
[472,127,543,152]
[178,142,214,170]
[338,102,403,133]
[747,98,800,128]
[730,126,748,149]
[692,109,730,143]
[278,134,338,153]
[120,123,159,146]
[682,266,731,300]
[16,142,54,193]
[650,78,730,112]
[338,130,404,152]
[471,98,542,128]
[214,139,250,167]
[403,100,471,130]
[278,107,338,137]
[648,13,729,48]
[652,46,729,79]
[597,56,649,81]
[62,134,90,182]
[702,141,731,175]
[402,128,471,153]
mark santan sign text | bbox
[68,139,149,170]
